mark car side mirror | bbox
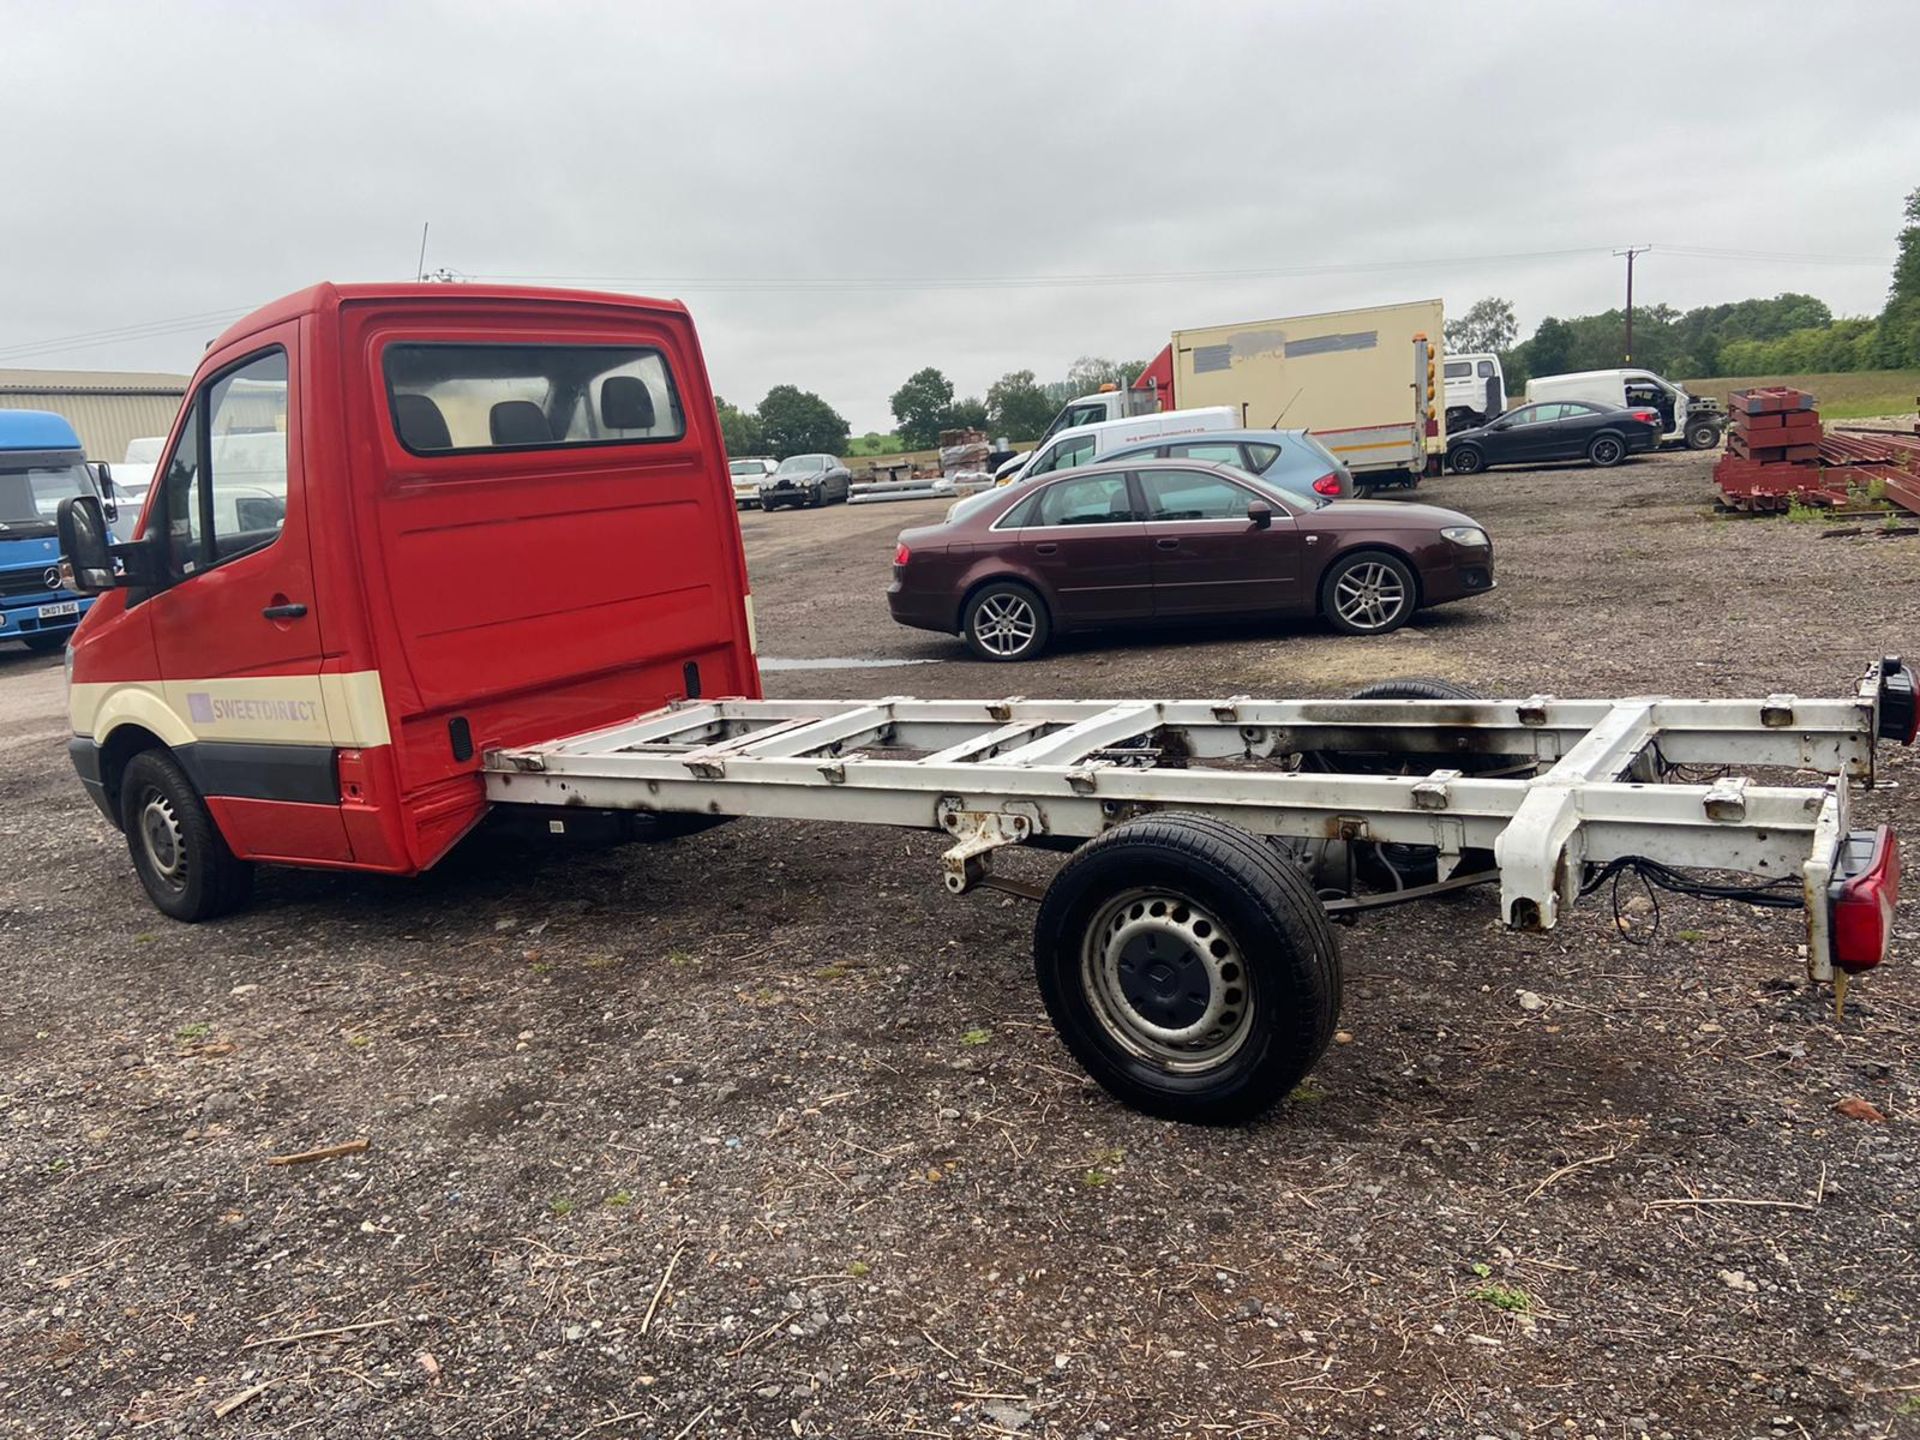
[1247,500,1272,529]
[58,495,117,593]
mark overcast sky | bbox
[5,0,1918,432]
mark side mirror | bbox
[1247,500,1273,529]
[58,495,117,594]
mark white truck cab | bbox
[1443,353,1506,431]
[1524,369,1726,450]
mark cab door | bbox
[142,330,353,864]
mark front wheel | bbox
[22,631,68,654]
[1449,446,1485,475]
[1685,420,1722,451]
[962,581,1050,661]
[1588,434,1626,467]
[1033,813,1341,1123]
[118,749,253,922]
[1321,551,1416,636]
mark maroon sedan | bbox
[887,459,1495,661]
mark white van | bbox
[1000,407,1238,488]
[1524,369,1726,450]
[1443,353,1506,431]
[945,408,1237,524]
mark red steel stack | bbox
[1727,386,1820,463]
[1714,386,1845,511]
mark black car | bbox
[759,453,853,509]
[1447,401,1662,474]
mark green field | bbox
[1681,369,1920,419]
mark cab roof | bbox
[208,281,694,355]
[0,408,84,451]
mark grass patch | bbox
[1080,1168,1111,1188]
[175,1022,211,1041]
[603,1189,633,1207]
[958,1027,993,1047]
[847,1260,871,1278]
[1467,1282,1534,1313]
[1682,369,1920,420]
[548,1197,574,1218]
[1675,929,1707,942]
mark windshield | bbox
[729,459,764,476]
[775,455,827,475]
[0,454,96,537]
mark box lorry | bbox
[0,409,116,652]
[1524,368,1725,450]
[52,282,1910,1124]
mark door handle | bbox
[1034,542,1058,555]
[262,602,307,620]
[1155,538,1180,550]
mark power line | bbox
[0,240,1896,367]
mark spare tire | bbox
[1299,678,1535,888]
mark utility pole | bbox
[416,222,430,282]
[1613,245,1651,362]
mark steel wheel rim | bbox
[1081,889,1253,1072]
[1454,449,1481,473]
[974,593,1037,656]
[1333,562,1407,631]
[137,787,188,893]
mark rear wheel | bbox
[1587,433,1626,467]
[1449,445,1485,475]
[1685,419,1722,450]
[118,749,253,922]
[1321,551,1416,635]
[1033,813,1341,1123]
[962,581,1050,661]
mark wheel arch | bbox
[97,722,172,829]
[957,570,1055,634]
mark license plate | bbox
[38,601,79,620]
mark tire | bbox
[1685,420,1722,451]
[962,581,1050,662]
[1449,446,1485,475]
[1033,813,1341,1124]
[118,749,253,922]
[1301,678,1535,888]
[1320,550,1417,636]
[23,631,68,654]
[1587,433,1626,467]
[808,485,826,509]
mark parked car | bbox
[888,459,1495,661]
[1446,401,1662,475]
[1098,427,1358,499]
[729,456,777,506]
[760,454,852,509]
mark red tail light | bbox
[1311,473,1341,496]
[1830,826,1900,972]
[893,542,911,567]
[1631,409,1659,426]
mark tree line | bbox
[1454,185,1920,387]
[888,355,1153,449]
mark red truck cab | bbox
[60,283,759,919]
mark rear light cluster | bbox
[893,542,911,567]
[1877,655,1917,744]
[1630,409,1660,426]
[1311,473,1341,496]
[1830,825,1900,972]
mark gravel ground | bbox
[3,449,1919,1438]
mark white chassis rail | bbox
[485,666,1893,982]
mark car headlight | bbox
[1441,526,1489,548]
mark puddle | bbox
[757,655,939,672]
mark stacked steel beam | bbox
[1711,387,1920,513]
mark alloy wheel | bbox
[1332,562,1408,631]
[972,593,1038,657]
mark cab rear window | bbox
[383,343,685,456]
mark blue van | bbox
[0,410,112,652]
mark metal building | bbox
[0,368,189,463]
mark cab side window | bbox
[158,348,289,583]
[1028,434,1096,477]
